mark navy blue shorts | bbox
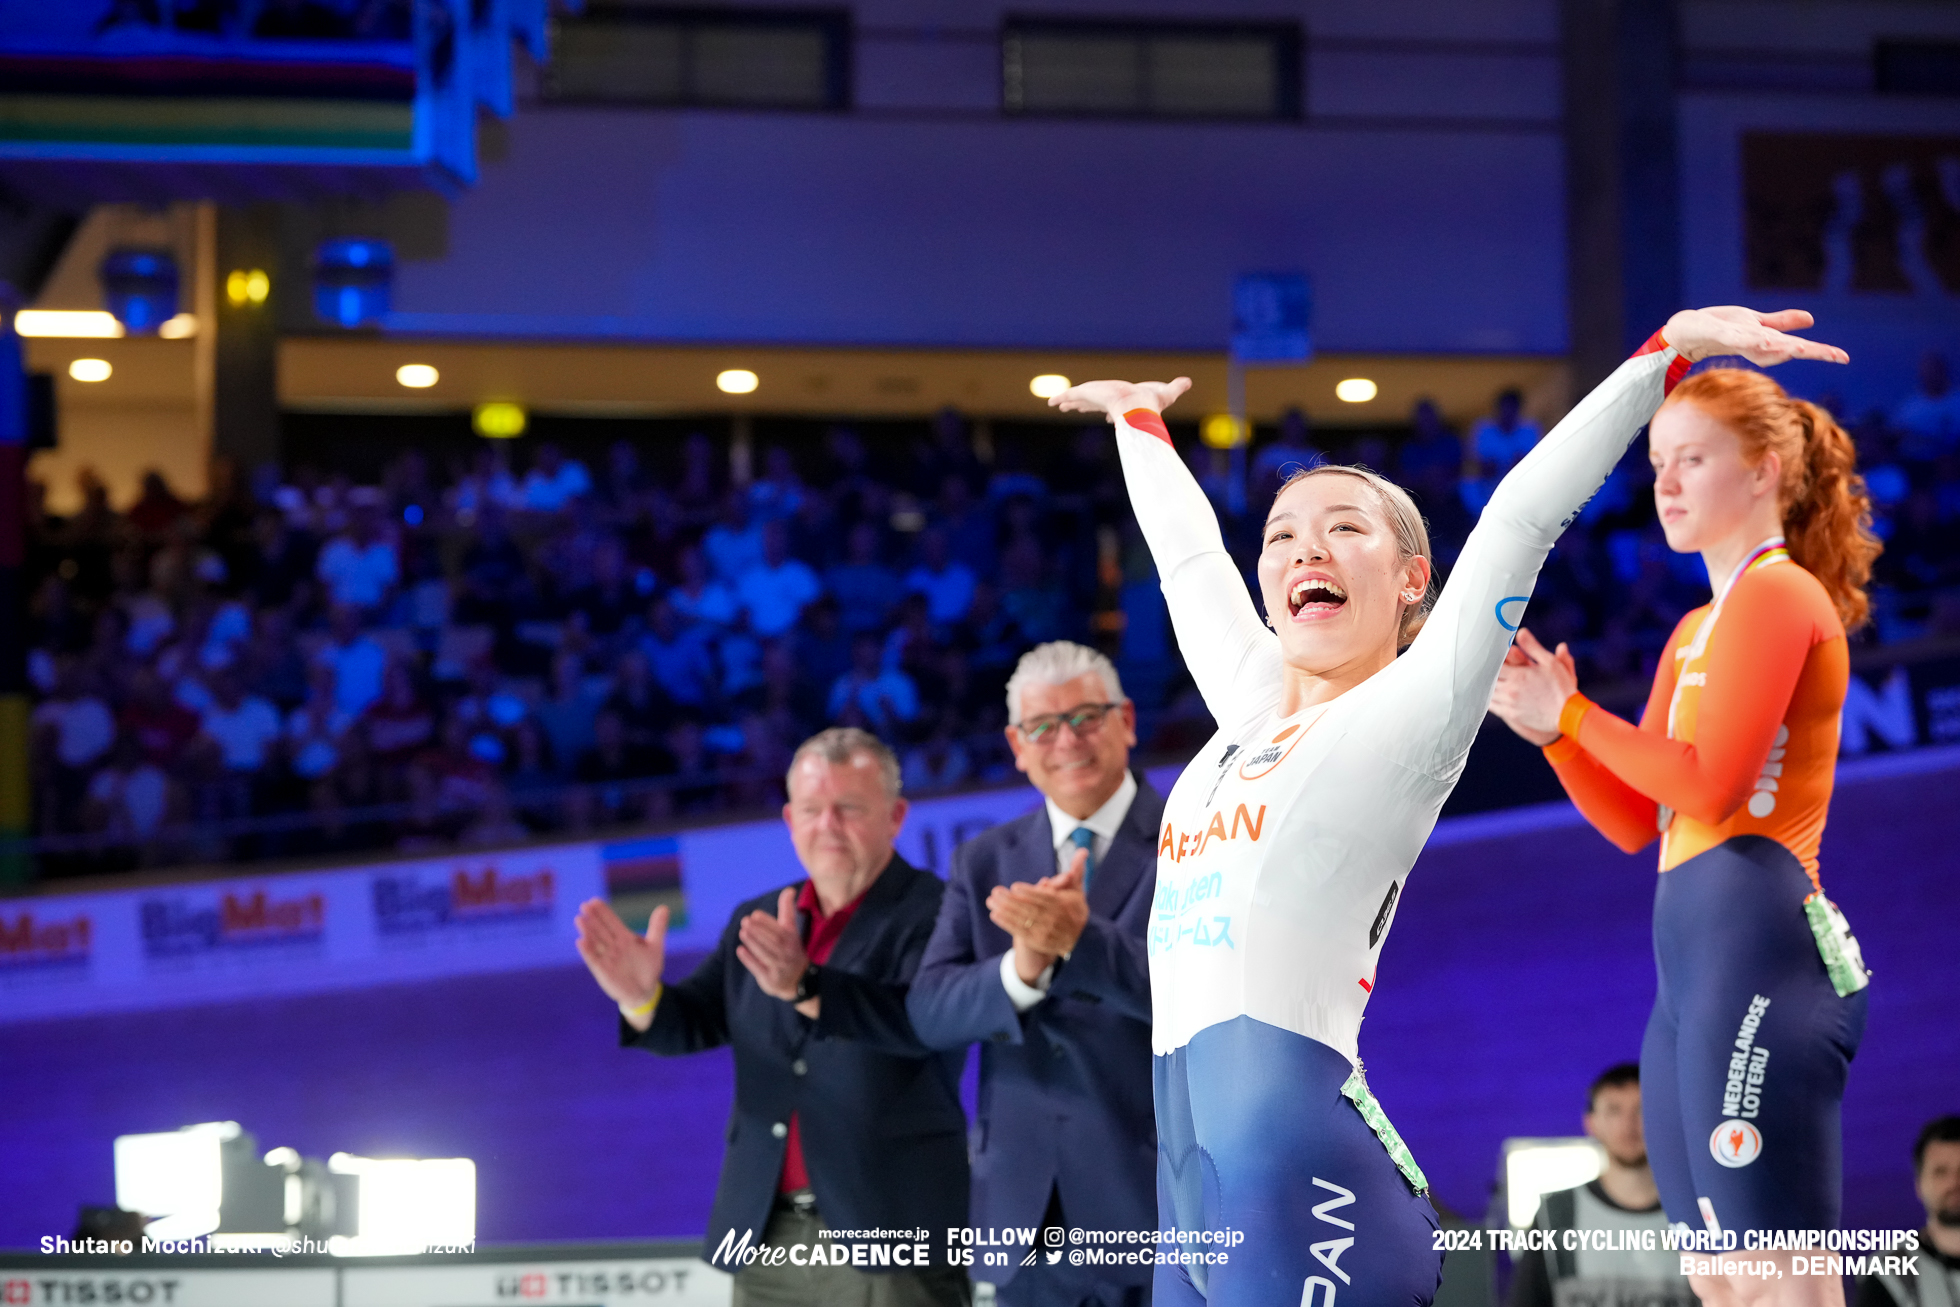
[1154,1016,1442,1307]
[1642,835,1867,1235]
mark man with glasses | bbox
[910,642,1163,1307]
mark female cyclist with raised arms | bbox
[1049,307,1845,1307]
[1489,365,1879,1307]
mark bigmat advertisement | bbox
[0,774,1069,1024]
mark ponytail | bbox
[1786,400,1881,631]
[1660,369,1882,630]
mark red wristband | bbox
[1123,408,1172,446]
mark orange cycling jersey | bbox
[1543,545,1847,885]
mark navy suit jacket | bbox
[907,775,1162,1288]
[623,854,968,1269]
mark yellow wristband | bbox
[624,983,662,1018]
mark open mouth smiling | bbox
[1287,575,1348,618]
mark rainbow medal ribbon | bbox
[1655,538,1791,837]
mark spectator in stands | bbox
[1510,1063,1691,1307]
[286,663,353,795]
[998,538,1067,644]
[602,649,672,750]
[365,662,435,796]
[1893,353,1960,462]
[246,608,311,710]
[703,492,765,586]
[748,445,806,523]
[119,667,200,768]
[936,473,996,577]
[571,709,665,830]
[1464,388,1542,512]
[911,406,985,500]
[521,443,593,514]
[452,447,519,520]
[389,537,451,642]
[193,670,282,818]
[882,594,941,689]
[668,544,739,629]
[825,521,899,634]
[900,717,971,795]
[576,728,969,1304]
[81,733,176,853]
[1398,398,1464,482]
[714,612,767,703]
[1250,406,1322,493]
[563,535,641,649]
[421,715,499,818]
[33,664,115,827]
[909,641,1161,1307]
[125,470,189,542]
[829,634,919,737]
[670,431,723,524]
[534,651,601,775]
[247,510,317,612]
[752,641,822,735]
[635,598,711,712]
[794,596,854,697]
[736,520,823,639]
[455,507,525,627]
[904,528,977,627]
[662,717,722,814]
[316,604,388,719]
[315,500,399,612]
[1858,1116,1960,1307]
[1473,387,1543,474]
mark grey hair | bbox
[1004,641,1126,726]
[786,727,902,798]
[1273,463,1435,647]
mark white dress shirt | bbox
[999,769,1139,1011]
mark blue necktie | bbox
[1068,826,1096,890]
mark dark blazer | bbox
[907,775,1163,1289]
[623,854,968,1268]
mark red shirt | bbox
[777,878,868,1194]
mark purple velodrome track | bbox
[2,750,1953,1248]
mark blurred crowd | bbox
[25,412,1121,873]
[93,0,413,42]
[24,354,1960,876]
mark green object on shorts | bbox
[1341,1068,1429,1195]
[1803,892,1871,998]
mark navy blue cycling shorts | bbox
[1154,1016,1442,1307]
[1641,835,1868,1236]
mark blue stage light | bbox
[313,239,396,328]
[98,248,180,335]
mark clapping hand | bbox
[738,887,818,1018]
[1488,628,1580,746]
[575,898,666,1029]
[988,848,1092,985]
